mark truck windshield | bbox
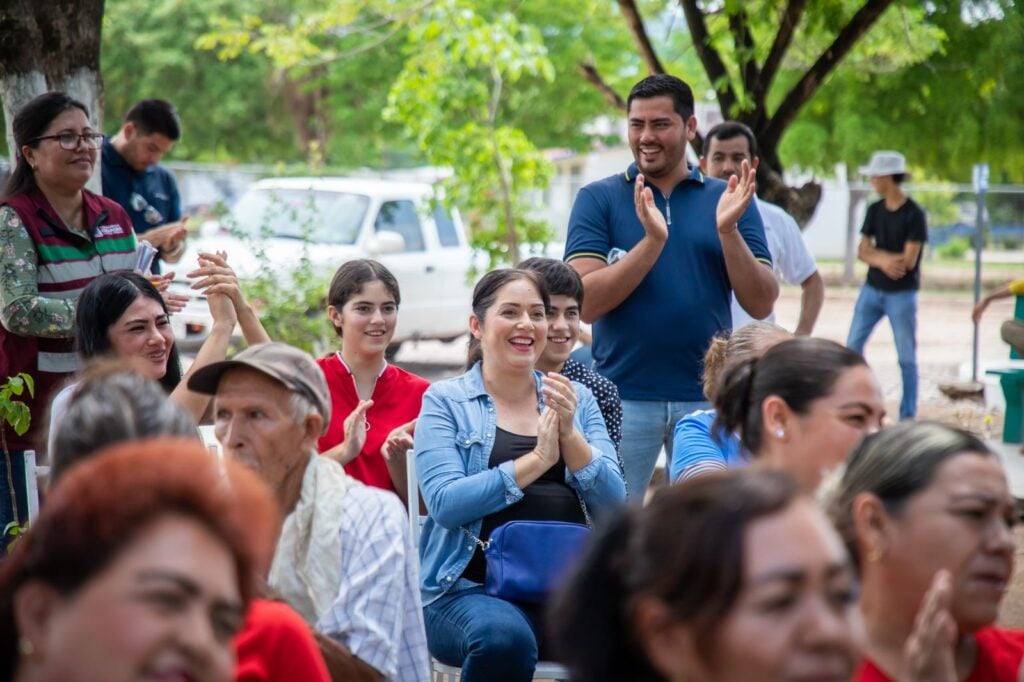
[227,188,369,245]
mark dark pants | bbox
[424,586,551,682]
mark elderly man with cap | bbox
[846,150,928,421]
[189,342,430,682]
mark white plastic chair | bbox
[22,450,49,523]
[432,660,569,682]
[406,451,570,682]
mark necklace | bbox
[337,352,387,432]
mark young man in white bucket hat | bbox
[846,151,928,420]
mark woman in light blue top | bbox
[414,268,626,682]
[671,321,790,482]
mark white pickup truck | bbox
[168,177,475,355]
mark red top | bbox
[234,599,330,682]
[317,354,430,492]
[856,627,1024,682]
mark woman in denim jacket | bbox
[414,268,626,681]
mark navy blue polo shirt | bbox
[101,136,182,239]
[564,163,771,402]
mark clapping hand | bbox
[634,173,669,243]
[189,251,240,326]
[381,420,416,464]
[900,570,957,682]
[716,159,757,233]
[541,373,578,439]
[150,271,188,314]
[534,407,560,470]
[142,218,188,253]
[333,399,374,466]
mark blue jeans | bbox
[424,586,544,682]
[1,450,28,553]
[847,284,918,420]
[620,399,709,502]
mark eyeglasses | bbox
[130,192,165,225]
[31,132,104,150]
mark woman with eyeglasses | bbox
[0,92,139,538]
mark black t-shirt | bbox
[462,427,587,584]
[862,197,928,292]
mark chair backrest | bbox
[22,450,48,523]
[406,448,421,548]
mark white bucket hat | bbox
[859,151,908,177]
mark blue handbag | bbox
[480,519,591,604]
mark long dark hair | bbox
[550,469,802,682]
[2,92,90,200]
[713,337,868,454]
[74,272,183,393]
[465,269,549,370]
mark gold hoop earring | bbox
[867,547,884,563]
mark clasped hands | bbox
[533,373,579,468]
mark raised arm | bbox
[188,251,271,345]
[570,174,668,322]
[717,163,778,320]
[170,254,239,420]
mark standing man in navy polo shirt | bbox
[564,74,778,501]
[102,99,187,272]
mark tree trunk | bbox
[1,71,47,165]
[755,157,822,227]
[0,0,105,191]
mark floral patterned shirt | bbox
[0,204,80,338]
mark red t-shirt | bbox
[234,599,330,682]
[856,627,1024,681]
[317,354,430,492]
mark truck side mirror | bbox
[366,230,406,255]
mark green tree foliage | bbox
[1,373,33,538]
[103,0,297,162]
[779,0,1023,183]
[383,1,556,265]
[104,0,417,165]
[598,0,949,223]
[193,0,639,263]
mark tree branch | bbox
[727,8,760,104]
[763,0,895,146]
[759,0,808,96]
[679,0,737,117]
[578,62,626,111]
[616,0,664,75]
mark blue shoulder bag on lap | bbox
[463,496,592,604]
[482,520,590,603]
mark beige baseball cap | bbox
[187,342,331,430]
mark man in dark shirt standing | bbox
[847,151,928,420]
[102,99,187,272]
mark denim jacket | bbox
[415,362,626,605]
